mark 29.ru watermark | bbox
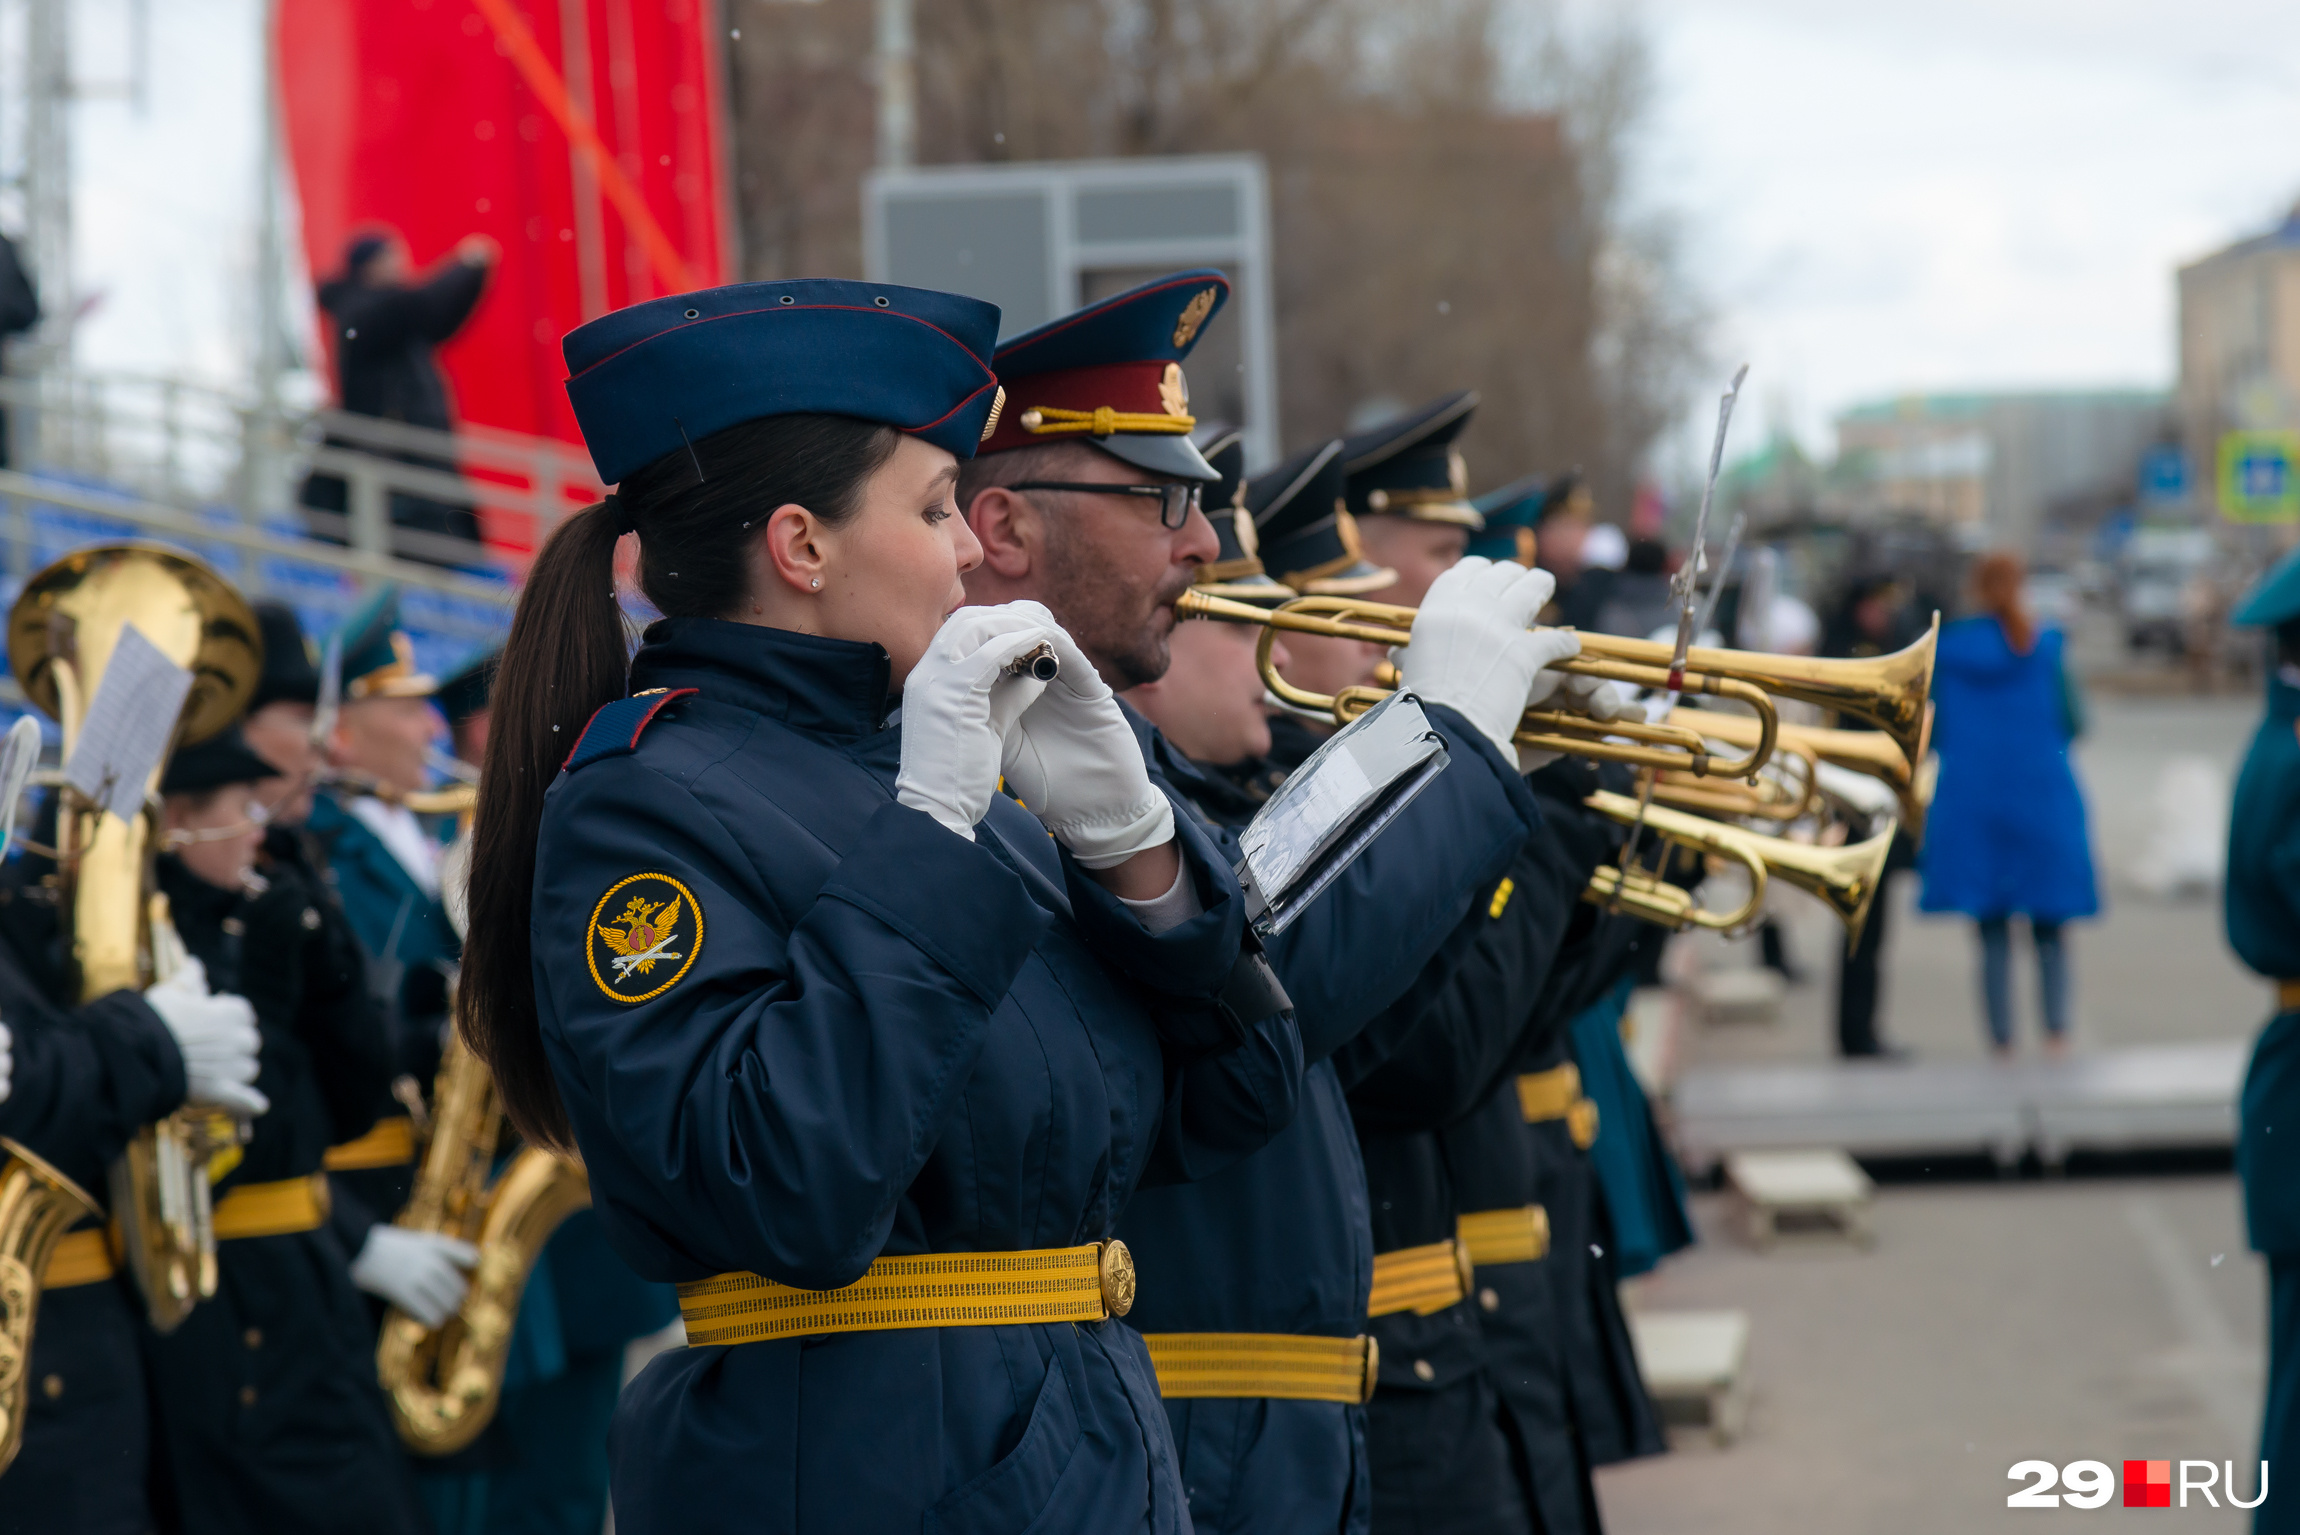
[2007,1459,2267,1509]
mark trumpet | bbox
[1666,706,1930,833]
[1582,790,1899,951]
[1175,589,1782,779]
[1640,745,1821,825]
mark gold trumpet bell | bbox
[1757,818,1900,953]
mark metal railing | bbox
[0,366,613,670]
[0,367,604,569]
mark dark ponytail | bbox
[461,413,901,1149]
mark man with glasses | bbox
[959,273,1586,1535]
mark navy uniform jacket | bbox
[2234,671,2300,1258]
[143,852,423,1535]
[1113,705,1541,1535]
[0,856,187,1535]
[529,619,1303,1535]
[2234,668,2300,1528]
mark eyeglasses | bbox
[1009,480,1203,531]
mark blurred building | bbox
[2177,204,2300,509]
[1830,390,2170,558]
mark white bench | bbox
[1725,1147,1874,1248]
[1629,1309,1751,1445]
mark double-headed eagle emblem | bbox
[597,893,684,981]
[588,872,704,1002]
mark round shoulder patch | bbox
[588,873,704,1003]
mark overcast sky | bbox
[52,0,2300,476]
[1632,0,2300,462]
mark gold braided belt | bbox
[41,1227,118,1288]
[1457,1205,1550,1267]
[324,1116,417,1171]
[1366,1239,1472,1319]
[1518,1064,1599,1150]
[1142,1332,1378,1405]
[211,1173,331,1242]
[676,1242,1136,1348]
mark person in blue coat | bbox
[2228,546,2300,1533]
[1918,551,2099,1055]
[456,277,1307,1535]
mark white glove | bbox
[0,1021,12,1104]
[144,959,268,1119]
[1395,557,1584,761]
[999,616,1176,870]
[351,1225,479,1327]
[894,605,1057,840]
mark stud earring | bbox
[810,577,822,589]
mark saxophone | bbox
[0,1139,100,1472]
[6,544,262,1333]
[375,813,591,1454]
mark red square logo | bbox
[2124,1460,2171,1508]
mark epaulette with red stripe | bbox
[563,688,698,772]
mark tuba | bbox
[6,544,261,1332]
[376,807,592,1455]
[0,1139,101,1472]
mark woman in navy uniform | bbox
[141,727,425,1534]
[2229,548,2300,1532]
[456,278,1303,1535]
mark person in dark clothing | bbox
[0,230,40,467]
[0,801,266,1535]
[301,228,499,562]
[143,727,426,1535]
[1822,574,1925,1056]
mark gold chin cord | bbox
[377,811,593,1457]
[0,1139,101,1473]
[1175,588,1937,782]
[6,545,261,1340]
[1579,789,1900,953]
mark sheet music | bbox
[0,715,41,854]
[64,624,193,820]
[1239,691,1446,912]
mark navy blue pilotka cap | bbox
[562,279,1006,486]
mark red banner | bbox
[278,0,731,455]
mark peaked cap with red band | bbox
[562,279,1003,486]
[982,269,1231,481]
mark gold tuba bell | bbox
[6,544,261,1332]
[377,807,592,1454]
[0,1138,101,1472]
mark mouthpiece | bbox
[1004,643,1060,682]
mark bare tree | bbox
[723,0,1702,506]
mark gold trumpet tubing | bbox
[1645,745,1819,824]
[1584,832,1769,932]
[0,1139,101,1474]
[1585,614,1938,767]
[1205,589,1779,779]
[1668,706,1924,828]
